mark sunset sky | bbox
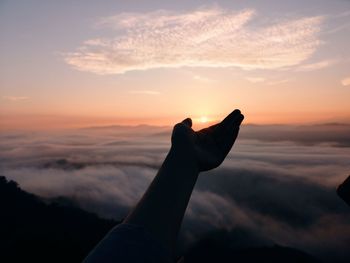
[1,2,350,260]
[1,0,350,129]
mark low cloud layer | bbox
[63,8,323,74]
[240,123,350,147]
[1,124,350,261]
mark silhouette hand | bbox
[171,110,244,171]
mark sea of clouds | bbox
[1,123,350,261]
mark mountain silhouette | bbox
[183,230,320,263]
[0,175,117,263]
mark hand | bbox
[171,109,244,171]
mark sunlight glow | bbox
[200,116,208,123]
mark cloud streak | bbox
[2,96,29,101]
[296,59,337,72]
[63,8,323,74]
[246,77,265,83]
[193,75,216,83]
[129,90,161,95]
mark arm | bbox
[124,110,244,255]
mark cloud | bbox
[240,123,350,147]
[246,77,291,85]
[296,59,337,72]
[335,10,350,19]
[341,77,350,86]
[196,166,348,227]
[1,124,350,261]
[129,90,160,95]
[186,190,254,230]
[246,77,265,83]
[2,96,29,101]
[267,79,290,85]
[193,75,216,83]
[63,8,324,74]
[323,11,350,35]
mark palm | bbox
[172,110,244,171]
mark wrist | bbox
[168,146,199,174]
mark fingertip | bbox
[233,109,241,115]
[181,118,192,127]
[223,109,240,122]
[239,114,244,124]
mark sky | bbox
[1,2,350,260]
[1,0,350,129]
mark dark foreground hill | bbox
[0,176,117,263]
[0,176,320,263]
[183,230,320,263]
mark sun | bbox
[199,116,208,123]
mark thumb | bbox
[181,118,192,128]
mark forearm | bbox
[124,146,199,254]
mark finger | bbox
[237,114,244,125]
[218,114,244,153]
[181,118,192,128]
[223,114,244,137]
[215,110,242,136]
[221,126,240,154]
[220,109,241,129]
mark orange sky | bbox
[1,1,350,130]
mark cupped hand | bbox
[171,109,244,171]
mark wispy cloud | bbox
[193,75,216,83]
[129,90,160,95]
[63,7,324,74]
[341,77,350,86]
[2,96,29,101]
[246,77,291,85]
[246,77,265,83]
[324,22,350,35]
[267,79,290,85]
[335,10,350,18]
[296,59,337,72]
